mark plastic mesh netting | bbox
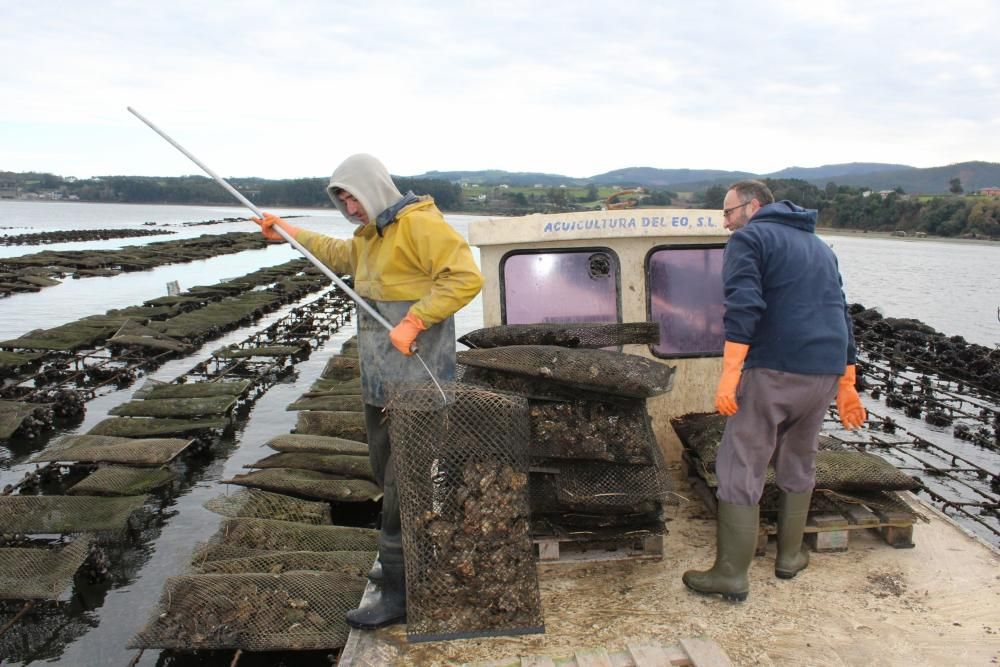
[249,452,374,480]
[134,380,251,399]
[207,518,377,553]
[673,412,921,492]
[459,322,661,349]
[109,395,239,418]
[66,466,175,496]
[286,395,364,412]
[458,346,675,398]
[0,495,148,534]
[528,398,656,464]
[0,538,92,600]
[204,489,331,524]
[0,400,53,439]
[193,550,374,576]
[266,434,368,456]
[225,469,382,503]
[128,571,365,651]
[294,411,367,441]
[88,416,228,438]
[389,382,544,642]
[30,434,194,466]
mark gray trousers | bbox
[364,403,403,567]
[715,367,839,506]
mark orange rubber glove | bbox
[250,212,301,242]
[389,312,426,356]
[836,364,867,429]
[715,341,750,416]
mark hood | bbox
[326,153,404,226]
[749,200,817,233]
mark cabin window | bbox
[647,245,725,357]
[500,249,621,324]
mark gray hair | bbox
[728,179,774,206]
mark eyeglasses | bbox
[722,200,753,217]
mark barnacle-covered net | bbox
[0,538,92,600]
[203,489,332,525]
[458,322,661,350]
[192,549,374,576]
[204,518,377,553]
[0,495,148,535]
[389,382,544,642]
[128,571,366,651]
[672,412,920,493]
[66,465,176,496]
[458,345,675,398]
[527,398,657,464]
[30,434,195,466]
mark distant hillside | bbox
[766,162,914,180]
[800,161,1000,194]
[418,170,585,187]
[587,167,754,188]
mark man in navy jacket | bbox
[683,180,866,601]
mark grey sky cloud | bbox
[2,0,997,179]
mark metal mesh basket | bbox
[458,346,675,398]
[0,538,92,600]
[203,489,332,525]
[128,571,365,651]
[388,382,544,642]
[458,322,661,349]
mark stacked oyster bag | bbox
[457,323,674,557]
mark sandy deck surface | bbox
[348,472,1000,666]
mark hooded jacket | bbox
[722,200,856,375]
[295,154,483,405]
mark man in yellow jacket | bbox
[252,153,484,629]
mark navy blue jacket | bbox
[722,200,856,375]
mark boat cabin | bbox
[469,207,729,462]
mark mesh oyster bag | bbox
[528,398,656,464]
[388,382,544,642]
[458,322,661,350]
[128,571,365,651]
[457,345,675,398]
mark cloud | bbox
[2,0,998,178]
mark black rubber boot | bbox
[682,501,759,602]
[367,557,383,584]
[775,489,812,579]
[345,562,406,629]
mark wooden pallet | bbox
[684,461,916,552]
[462,636,733,667]
[533,531,664,563]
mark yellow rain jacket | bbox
[294,196,482,325]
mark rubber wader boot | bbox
[775,489,812,579]
[345,562,406,630]
[682,501,759,602]
[367,556,383,584]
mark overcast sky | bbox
[2,1,998,180]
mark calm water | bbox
[0,201,996,665]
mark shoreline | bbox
[816,226,1000,246]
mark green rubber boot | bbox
[775,489,812,579]
[682,501,759,602]
[345,562,406,630]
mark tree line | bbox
[702,178,1000,239]
[3,172,463,212]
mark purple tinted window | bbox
[502,251,619,324]
[648,247,725,357]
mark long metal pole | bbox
[126,106,394,331]
[127,107,445,396]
